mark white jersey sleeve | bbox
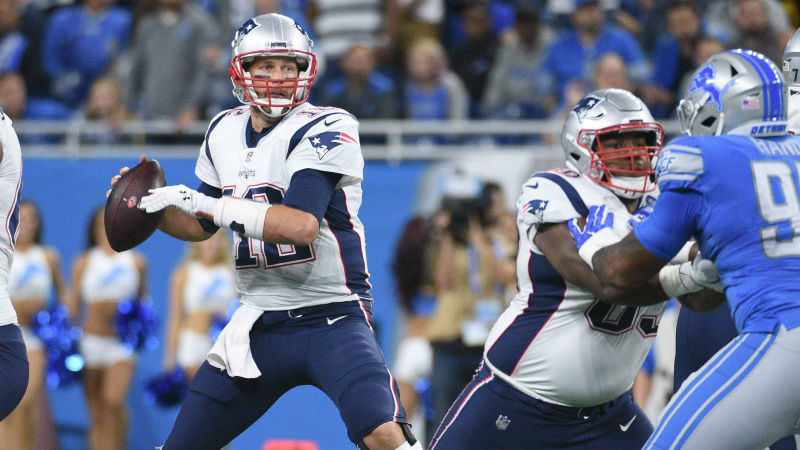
[0,111,22,326]
[285,112,363,188]
[194,109,233,188]
[517,171,585,244]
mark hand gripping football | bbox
[104,160,167,252]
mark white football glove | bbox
[138,184,217,218]
[687,254,725,293]
[659,254,724,297]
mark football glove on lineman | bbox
[567,204,615,249]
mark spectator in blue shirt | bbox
[644,1,704,118]
[403,38,468,121]
[540,0,649,106]
[41,0,132,107]
[319,44,399,119]
[448,1,499,118]
[0,72,73,144]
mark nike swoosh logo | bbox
[525,181,539,189]
[324,117,341,126]
[620,415,637,432]
[326,315,347,325]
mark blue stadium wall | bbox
[23,156,427,450]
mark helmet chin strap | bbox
[606,174,649,199]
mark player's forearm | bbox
[594,275,669,306]
[679,289,726,312]
[593,234,665,288]
[158,207,212,241]
[261,204,319,245]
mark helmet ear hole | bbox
[701,116,716,127]
[730,66,738,77]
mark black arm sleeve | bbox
[197,182,222,234]
[282,169,342,223]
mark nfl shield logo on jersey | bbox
[495,414,511,431]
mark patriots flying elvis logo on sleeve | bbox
[308,131,357,159]
[524,199,549,222]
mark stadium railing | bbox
[14,119,684,160]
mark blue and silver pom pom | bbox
[116,297,159,351]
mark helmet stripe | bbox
[735,50,784,121]
[732,50,770,121]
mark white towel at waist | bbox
[207,303,263,378]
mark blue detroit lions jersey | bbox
[639,134,800,333]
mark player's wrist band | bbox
[577,227,619,269]
[213,197,270,240]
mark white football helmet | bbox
[678,49,787,137]
[229,14,317,118]
[782,28,800,132]
[562,89,664,199]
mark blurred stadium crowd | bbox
[0,0,798,144]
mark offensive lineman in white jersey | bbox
[0,106,28,421]
[113,13,419,450]
[428,89,720,450]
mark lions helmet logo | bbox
[308,131,358,159]
[689,66,736,112]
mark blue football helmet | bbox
[677,49,787,137]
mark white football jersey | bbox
[0,112,22,326]
[196,103,370,310]
[483,168,666,407]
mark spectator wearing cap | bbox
[540,0,649,107]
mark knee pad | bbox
[357,422,420,450]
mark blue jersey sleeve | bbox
[634,190,702,261]
[655,136,705,193]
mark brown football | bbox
[104,160,167,252]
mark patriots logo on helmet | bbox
[572,96,601,119]
[689,66,736,112]
[238,18,259,36]
[524,199,549,222]
[308,131,357,159]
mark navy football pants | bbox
[0,323,28,421]
[428,363,652,450]
[162,301,406,450]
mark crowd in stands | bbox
[0,0,798,144]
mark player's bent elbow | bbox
[289,214,319,245]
